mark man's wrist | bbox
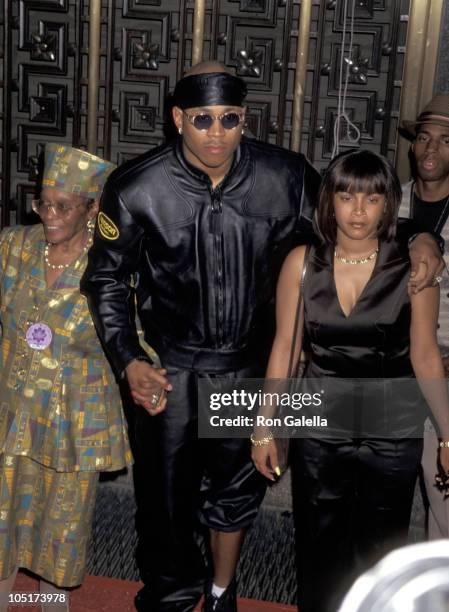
[121,355,154,378]
[408,231,444,254]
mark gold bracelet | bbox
[250,431,273,447]
[439,440,449,448]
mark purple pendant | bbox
[26,323,53,350]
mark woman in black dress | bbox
[252,150,449,612]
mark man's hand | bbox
[125,360,172,416]
[408,233,445,294]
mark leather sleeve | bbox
[80,180,151,376]
[296,157,322,243]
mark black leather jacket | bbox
[81,137,321,375]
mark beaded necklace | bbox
[44,228,93,270]
[334,247,378,265]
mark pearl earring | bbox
[178,127,182,135]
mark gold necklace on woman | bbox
[44,229,93,270]
[334,247,378,265]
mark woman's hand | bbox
[251,440,280,482]
[435,446,449,498]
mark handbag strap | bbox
[286,244,311,379]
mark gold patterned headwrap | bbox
[42,143,116,199]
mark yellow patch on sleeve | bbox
[98,212,120,240]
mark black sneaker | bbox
[203,579,237,612]
[135,584,202,611]
[134,586,159,611]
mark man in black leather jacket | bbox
[81,62,443,612]
[81,62,319,612]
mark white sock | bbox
[211,583,226,598]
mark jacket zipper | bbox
[210,187,224,346]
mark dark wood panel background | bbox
[0,0,421,227]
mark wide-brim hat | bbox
[42,143,116,199]
[400,93,449,140]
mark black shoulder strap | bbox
[287,244,311,378]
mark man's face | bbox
[413,123,449,183]
[172,105,245,176]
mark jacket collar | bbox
[174,138,246,190]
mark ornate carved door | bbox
[0,0,444,227]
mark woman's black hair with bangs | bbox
[314,149,402,244]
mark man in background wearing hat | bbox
[399,93,449,539]
[82,61,443,612]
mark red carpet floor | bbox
[8,571,296,611]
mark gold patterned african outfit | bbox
[0,224,132,587]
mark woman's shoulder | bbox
[0,224,22,244]
[284,241,322,269]
[0,223,43,246]
[0,225,44,273]
[280,244,317,285]
[380,234,411,262]
[0,225,26,259]
[283,244,309,270]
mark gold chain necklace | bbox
[44,229,93,270]
[334,247,378,265]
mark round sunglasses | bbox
[183,111,245,131]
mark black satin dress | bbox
[291,239,425,612]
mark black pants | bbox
[132,364,266,611]
[291,437,423,612]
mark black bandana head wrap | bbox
[173,72,247,110]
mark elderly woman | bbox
[0,144,132,610]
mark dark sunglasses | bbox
[183,111,245,131]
